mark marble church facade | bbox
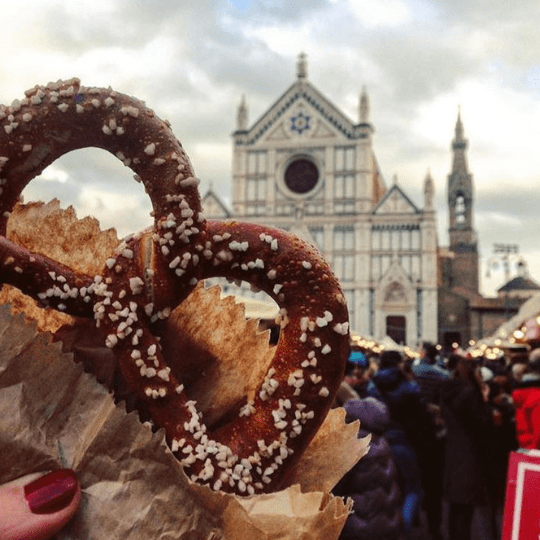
[203,55,439,347]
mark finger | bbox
[0,469,81,540]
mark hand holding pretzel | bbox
[0,80,349,496]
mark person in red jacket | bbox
[512,349,540,449]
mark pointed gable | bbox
[237,78,359,147]
[202,188,231,219]
[373,184,419,215]
[381,258,413,286]
[377,258,415,304]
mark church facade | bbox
[204,54,439,347]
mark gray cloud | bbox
[23,179,82,208]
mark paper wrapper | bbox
[0,201,369,540]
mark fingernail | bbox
[24,469,78,515]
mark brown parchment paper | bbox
[0,201,370,539]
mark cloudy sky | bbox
[1,0,539,296]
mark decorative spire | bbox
[454,105,465,142]
[451,106,469,174]
[359,86,370,124]
[236,94,248,131]
[297,52,307,79]
[423,169,435,209]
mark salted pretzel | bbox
[0,80,349,495]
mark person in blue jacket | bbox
[373,349,439,537]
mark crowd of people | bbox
[333,341,540,540]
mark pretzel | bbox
[0,80,349,495]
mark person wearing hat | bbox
[343,350,383,401]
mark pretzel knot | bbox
[0,80,349,496]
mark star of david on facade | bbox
[291,112,310,134]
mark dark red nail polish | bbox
[24,469,78,515]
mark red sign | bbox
[502,451,540,540]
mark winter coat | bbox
[512,377,540,449]
[440,378,493,505]
[412,360,450,405]
[372,367,439,463]
[333,398,403,540]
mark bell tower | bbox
[447,109,479,293]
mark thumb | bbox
[0,469,81,540]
